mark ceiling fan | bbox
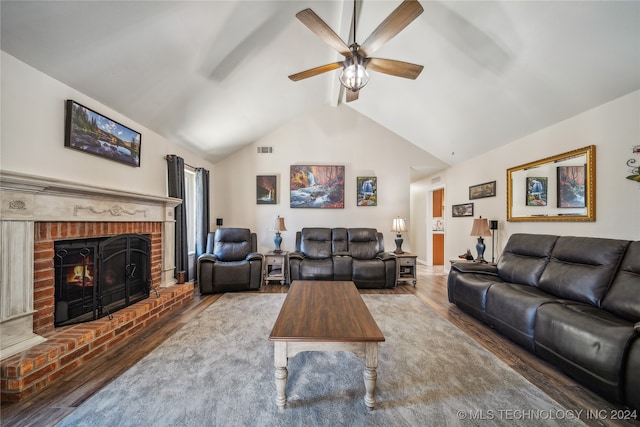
[289,0,424,102]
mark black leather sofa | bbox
[197,228,263,293]
[447,233,639,410]
[288,227,397,289]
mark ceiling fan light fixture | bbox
[339,56,369,91]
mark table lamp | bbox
[470,216,491,263]
[391,217,408,254]
[272,216,287,253]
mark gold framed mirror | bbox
[507,145,596,222]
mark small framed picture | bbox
[469,180,496,200]
[256,175,277,204]
[452,203,474,217]
[357,176,377,206]
[526,177,548,206]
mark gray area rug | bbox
[57,294,584,426]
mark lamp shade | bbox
[470,217,491,237]
[391,217,407,233]
[273,216,287,232]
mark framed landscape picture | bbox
[256,175,277,204]
[357,176,377,206]
[469,180,496,200]
[290,165,344,208]
[452,203,474,217]
[64,100,141,167]
[557,166,586,208]
[526,177,547,206]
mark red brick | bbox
[60,346,89,367]
[20,361,58,388]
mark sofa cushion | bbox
[538,237,630,305]
[299,258,334,280]
[300,228,332,260]
[332,228,348,253]
[497,234,558,286]
[448,271,502,323]
[352,259,386,288]
[534,302,636,404]
[213,228,252,261]
[602,241,640,322]
[348,228,380,260]
[485,283,558,351]
[212,260,250,286]
[624,337,640,411]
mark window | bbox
[184,168,196,257]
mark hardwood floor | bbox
[1,265,637,426]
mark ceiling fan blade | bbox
[346,89,359,102]
[366,58,423,79]
[296,8,352,57]
[288,62,344,81]
[359,0,424,57]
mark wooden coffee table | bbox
[269,280,385,409]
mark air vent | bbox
[431,176,441,184]
[257,146,273,154]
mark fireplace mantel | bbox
[0,171,182,359]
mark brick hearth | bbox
[1,221,194,402]
[0,171,185,402]
[0,281,193,402]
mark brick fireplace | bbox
[0,171,191,402]
[35,221,161,334]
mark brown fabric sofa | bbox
[447,233,640,410]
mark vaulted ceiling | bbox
[2,1,639,176]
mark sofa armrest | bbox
[288,251,305,260]
[198,253,218,263]
[246,252,263,262]
[450,261,498,276]
[635,322,640,332]
[377,252,396,262]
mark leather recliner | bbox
[197,228,263,293]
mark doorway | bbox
[432,188,445,265]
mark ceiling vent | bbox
[257,146,273,154]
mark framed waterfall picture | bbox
[357,176,377,206]
[526,177,548,206]
[256,175,277,204]
[64,100,141,167]
[557,165,586,208]
[290,165,344,208]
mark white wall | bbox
[1,52,214,198]
[6,48,636,262]
[212,104,447,254]
[412,90,640,267]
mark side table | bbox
[395,252,417,287]
[264,251,288,285]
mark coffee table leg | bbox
[274,342,288,408]
[364,342,378,409]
